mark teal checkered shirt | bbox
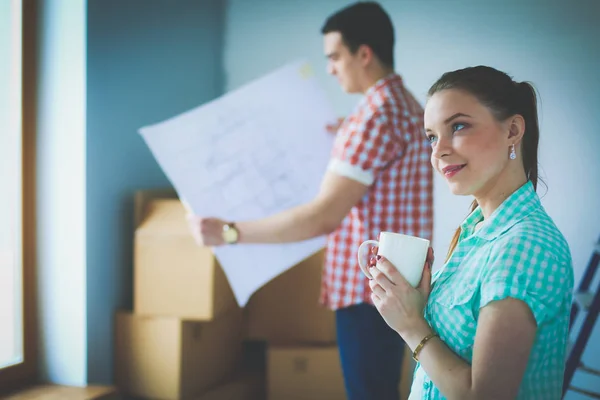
[413,181,574,399]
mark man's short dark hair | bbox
[321,1,395,68]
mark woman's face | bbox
[424,89,513,197]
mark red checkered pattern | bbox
[320,74,434,310]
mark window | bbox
[0,0,23,370]
[0,0,36,390]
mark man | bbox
[188,2,433,399]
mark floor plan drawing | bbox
[139,60,337,305]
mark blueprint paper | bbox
[139,60,336,306]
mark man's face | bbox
[323,32,363,93]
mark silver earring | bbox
[509,144,516,160]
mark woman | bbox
[368,66,573,399]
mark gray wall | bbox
[86,0,226,383]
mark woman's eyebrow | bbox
[444,112,472,124]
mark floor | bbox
[0,385,118,400]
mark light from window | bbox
[0,0,23,370]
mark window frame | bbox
[0,0,38,392]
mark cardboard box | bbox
[134,199,238,320]
[267,345,345,400]
[114,309,243,400]
[194,372,264,400]
[244,250,336,343]
[133,188,178,227]
[267,344,415,400]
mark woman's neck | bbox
[474,167,528,220]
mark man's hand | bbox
[186,215,226,247]
[326,117,345,135]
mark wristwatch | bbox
[222,222,239,244]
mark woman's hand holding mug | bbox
[357,232,434,336]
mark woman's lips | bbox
[442,164,466,178]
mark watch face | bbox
[223,226,239,243]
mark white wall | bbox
[36,0,87,385]
[224,0,600,396]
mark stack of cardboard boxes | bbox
[115,189,414,399]
[115,190,260,399]
[244,249,345,400]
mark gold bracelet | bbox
[412,332,438,362]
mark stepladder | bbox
[563,235,600,399]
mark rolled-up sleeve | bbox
[328,112,404,185]
[479,238,571,326]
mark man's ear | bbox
[357,44,373,66]
[508,114,526,145]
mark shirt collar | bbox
[460,180,541,241]
[364,72,402,97]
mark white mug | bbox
[357,232,430,287]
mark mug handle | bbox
[357,240,379,279]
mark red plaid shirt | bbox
[320,73,434,310]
